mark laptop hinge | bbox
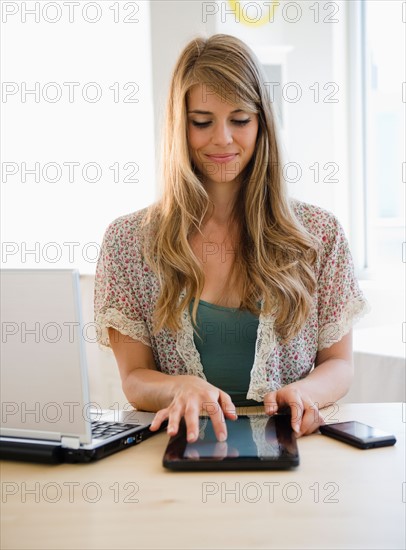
[61,436,81,449]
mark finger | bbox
[166,406,184,437]
[202,399,227,442]
[183,402,200,443]
[288,398,304,435]
[149,408,169,431]
[219,391,237,420]
[263,391,279,415]
[298,404,324,436]
[202,398,222,418]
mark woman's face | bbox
[186,83,259,188]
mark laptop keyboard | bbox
[91,421,140,440]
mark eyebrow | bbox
[187,109,244,115]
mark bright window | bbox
[362,1,405,284]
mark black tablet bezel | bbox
[162,414,300,471]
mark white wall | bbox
[1,0,156,274]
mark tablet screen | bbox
[163,414,299,470]
[184,416,280,458]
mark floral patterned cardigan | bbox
[94,199,370,402]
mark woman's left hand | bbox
[263,382,325,437]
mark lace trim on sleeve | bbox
[96,307,151,350]
[246,303,282,402]
[318,296,371,351]
[175,288,207,379]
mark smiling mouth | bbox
[205,154,238,163]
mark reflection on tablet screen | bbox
[183,415,283,459]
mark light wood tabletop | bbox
[1,402,405,550]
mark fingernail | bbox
[294,424,300,434]
[218,432,226,442]
[187,432,195,442]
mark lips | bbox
[205,153,238,163]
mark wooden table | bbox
[1,403,405,549]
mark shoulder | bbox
[102,207,150,247]
[104,207,150,235]
[289,198,345,248]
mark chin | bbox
[207,168,243,183]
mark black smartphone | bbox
[319,421,396,449]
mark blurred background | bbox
[1,0,405,406]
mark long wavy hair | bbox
[140,34,320,343]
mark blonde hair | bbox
[140,34,320,343]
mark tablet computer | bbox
[162,414,299,470]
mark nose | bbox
[211,121,233,146]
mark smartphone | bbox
[319,421,396,449]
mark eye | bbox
[232,119,251,126]
[191,121,211,128]
[191,119,251,128]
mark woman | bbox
[94,34,369,444]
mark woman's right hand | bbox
[149,375,237,443]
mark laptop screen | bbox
[1,269,92,444]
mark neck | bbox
[202,178,241,226]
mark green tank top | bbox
[189,298,260,407]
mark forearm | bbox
[122,369,180,412]
[296,357,354,409]
[264,333,354,435]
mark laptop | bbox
[0,269,164,463]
